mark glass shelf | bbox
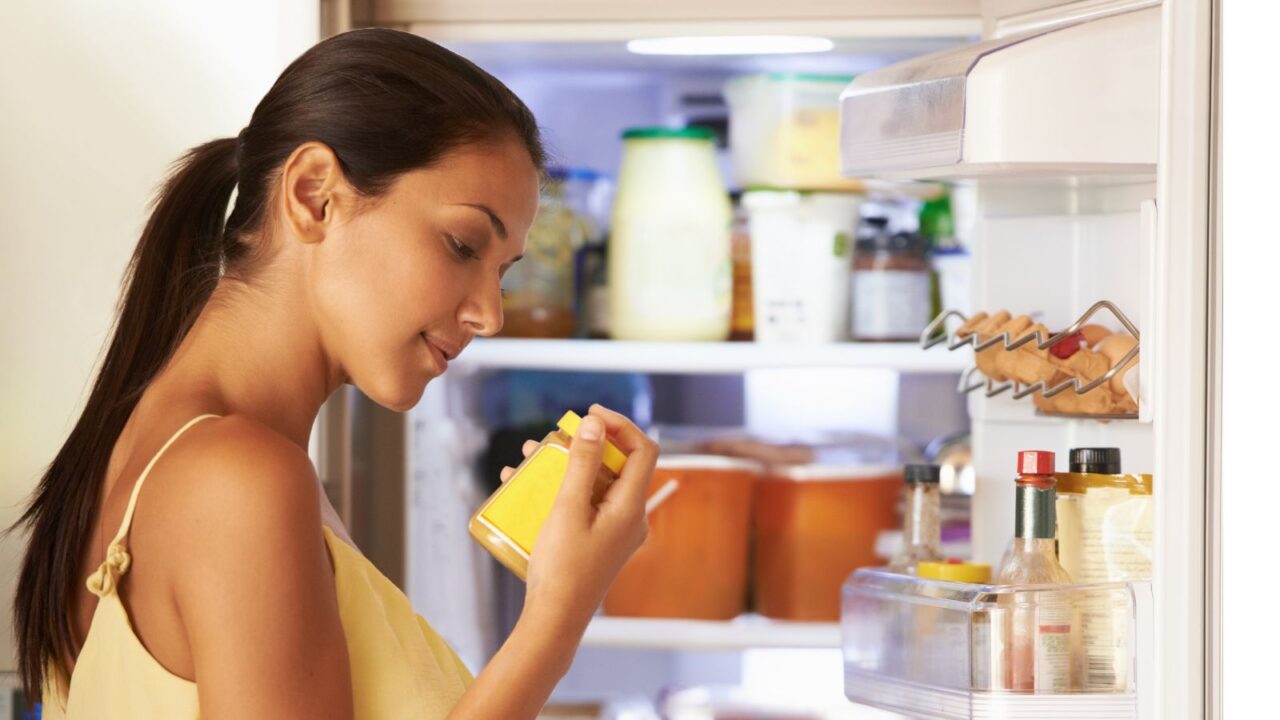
[452,338,970,375]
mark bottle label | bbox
[1035,601,1073,691]
[851,269,931,339]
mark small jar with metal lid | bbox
[888,464,944,575]
[470,411,627,580]
[850,224,933,341]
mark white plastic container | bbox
[933,246,973,317]
[742,190,862,343]
[608,127,732,341]
[724,73,862,191]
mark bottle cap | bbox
[904,464,941,484]
[1069,447,1122,475]
[557,411,628,474]
[1017,450,1055,475]
[917,560,992,584]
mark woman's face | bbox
[308,136,540,411]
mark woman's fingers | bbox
[608,439,659,512]
[556,413,608,521]
[586,404,653,456]
[588,405,659,512]
[500,441,545,483]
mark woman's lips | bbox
[420,333,463,372]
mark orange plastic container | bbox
[604,455,760,619]
[753,464,902,621]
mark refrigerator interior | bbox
[387,4,1202,717]
[403,33,976,717]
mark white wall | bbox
[0,0,318,671]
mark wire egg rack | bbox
[918,299,1141,419]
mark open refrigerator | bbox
[317,1,1217,718]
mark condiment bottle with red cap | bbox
[996,450,1076,692]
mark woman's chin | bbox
[358,374,429,414]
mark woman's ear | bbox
[280,141,345,245]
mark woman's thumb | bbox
[558,414,607,512]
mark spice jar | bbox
[850,222,932,341]
[888,464,944,574]
[470,411,627,580]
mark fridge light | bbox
[626,35,834,56]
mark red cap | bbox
[1017,450,1055,475]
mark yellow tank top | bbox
[42,414,473,718]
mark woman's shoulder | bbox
[131,412,326,572]
[152,413,320,519]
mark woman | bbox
[12,28,656,719]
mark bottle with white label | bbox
[996,450,1080,692]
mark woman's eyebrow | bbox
[458,203,507,240]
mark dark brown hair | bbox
[10,27,544,700]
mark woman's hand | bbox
[449,405,656,720]
[514,404,657,633]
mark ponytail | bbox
[10,136,241,700]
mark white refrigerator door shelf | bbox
[839,4,1159,180]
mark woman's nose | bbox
[459,276,504,337]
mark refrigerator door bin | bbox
[842,568,1150,720]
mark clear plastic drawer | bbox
[842,569,1152,720]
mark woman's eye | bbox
[448,235,479,261]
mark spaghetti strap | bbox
[86,414,221,597]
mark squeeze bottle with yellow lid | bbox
[470,411,628,580]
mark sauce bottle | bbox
[997,450,1078,692]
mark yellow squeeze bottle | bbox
[469,411,628,580]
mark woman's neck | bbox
[145,272,346,450]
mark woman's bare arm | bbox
[167,416,355,719]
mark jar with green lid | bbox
[608,127,732,341]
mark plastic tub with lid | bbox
[723,73,862,191]
[742,190,863,343]
[753,463,902,621]
[604,455,760,620]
